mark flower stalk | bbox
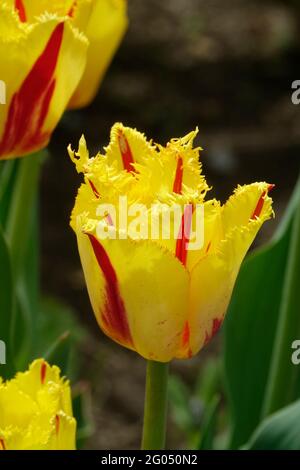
[142,360,169,450]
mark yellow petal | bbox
[158,129,209,200]
[0,382,38,429]
[184,199,222,271]
[105,122,156,171]
[76,218,190,362]
[69,0,128,108]
[48,412,76,450]
[15,0,72,18]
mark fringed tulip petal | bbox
[185,183,274,356]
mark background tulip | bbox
[0,359,76,450]
[69,0,128,109]
[0,2,88,160]
[69,123,274,363]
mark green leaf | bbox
[197,395,220,450]
[6,152,44,281]
[195,357,221,404]
[0,225,15,378]
[169,375,195,435]
[224,178,300,448]
[247,399,300,450]
[72,382,94,449]
[262,183,300,416]
[0,160,17,228]
[44,331,72,377]
[33,297,87,380]
[12,282,34,371]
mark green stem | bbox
[262,192,300,417]
[141,360,169,450]
[6,152,44,280]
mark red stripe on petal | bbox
[55,415,60,435]
[88,234,133,346]
[176,204,194,266]
[182,322,193,358]
[182,321,190,347]
[117,131,135,172]
[0,439,6,450]
[0,23,64,158]
[205,241,212,254]
[68,1,77,17]
[15,0,26,22]
[251,184,274,220]
[173,156,183,194]
[88,179,100,198]
[211,317,223,336]
[251,190,266,220]
[40,361,47,384]
[204,317,224,346]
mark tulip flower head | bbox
[0,1,128,159]
[0,359,76,450]
[0,1,89,160]
[69,123,274,362]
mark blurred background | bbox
[42,0,300,449]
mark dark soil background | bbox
[41,0,300,449]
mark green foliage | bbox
[0,157,93,447]
[0,160,17,228]
[73,381,94,449]
[34,297,87,380]
[0,225,14,378]
[247,399,300,450]
[224,176,300,448]
[169,358,223,449]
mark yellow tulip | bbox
[0,1,89,160]
[0,359,76,450]
[69,123,274,362]
[69,0,128,109]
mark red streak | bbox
[40,361,47,384]
[55,415,60,435]
[88,234,133,346]
[205,241,212,254]
[211,317,223,336]
[175,204,194,266]
[117,131,135,172]
[205,317,223,345]
[68,1,77,17]
[15,0,26,22]
[251,184,275,220]
[0,439,6,450]
[88,179,100,198]
[0,23,64,158]
[182,323,193,358]
[173,156,183,194]
[182,321,190,347]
